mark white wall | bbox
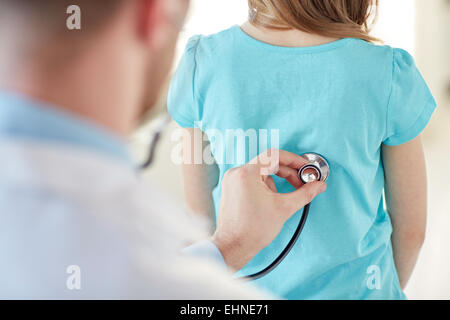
[404,0,450,300]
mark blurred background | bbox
[132,0,450,299]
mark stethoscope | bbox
[139,114,171,170]
[141,115,330,281]
[239,152,330,280]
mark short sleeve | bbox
[167,36,202,128]
[383,48,437,146]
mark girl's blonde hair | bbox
[248,0,379,42]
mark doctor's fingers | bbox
[273,165,304,189]
[250,149,310,175]
[260,165,303,190]
[276,149,311,170]
[275,181,327,219]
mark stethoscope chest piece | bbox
[298,153,330,184]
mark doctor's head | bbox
[248,0,378,42]
[0,0,190,135]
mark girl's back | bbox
[168,1,436,299]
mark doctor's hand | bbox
[212,149,327,271]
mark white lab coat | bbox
[0,139,266,299]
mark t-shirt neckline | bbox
[232,24,355,54]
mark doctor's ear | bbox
[137,0,190,50]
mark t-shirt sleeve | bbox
[383,48,437,146]
[167,36,202,128]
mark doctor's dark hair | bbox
[248,0,379,42]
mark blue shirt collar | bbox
[0,91,132,165]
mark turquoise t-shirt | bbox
[168,25,437,299]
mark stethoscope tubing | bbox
[239,202,312,281]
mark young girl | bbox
[168,0,436,299]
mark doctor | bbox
[0,0,326,299]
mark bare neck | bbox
[241,21,340,48]
[0,37,142,138]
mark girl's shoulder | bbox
[181,26,420,94]
[183,26,238,59]
[348,38,415,64]
[186,25,413,65]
